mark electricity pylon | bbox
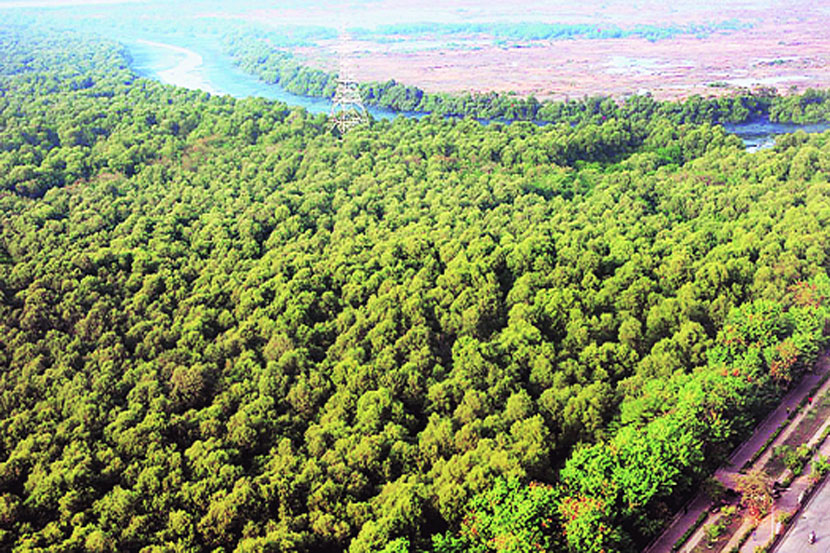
[330,25,368,135]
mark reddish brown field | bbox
[246,0,830,101]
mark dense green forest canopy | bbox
[3,25,830,553]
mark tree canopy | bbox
[2,25,830,553]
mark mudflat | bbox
[248,0,830,101]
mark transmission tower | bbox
[330,25,368,135]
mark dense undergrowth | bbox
[4,26,830,553]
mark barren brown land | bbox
[248,0,830,101]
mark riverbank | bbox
[133,39,218,95]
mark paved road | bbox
[645,355,830,553]
[723,362,829,472]
[774,476,830,553]
[741,413,830,553]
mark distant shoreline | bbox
[134,38,218,95]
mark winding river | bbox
[124,37,830,149]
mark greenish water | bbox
[123,36,412,120]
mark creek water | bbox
[124,37,409,121]
[124,37,830,150]
[723,119,830,152]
